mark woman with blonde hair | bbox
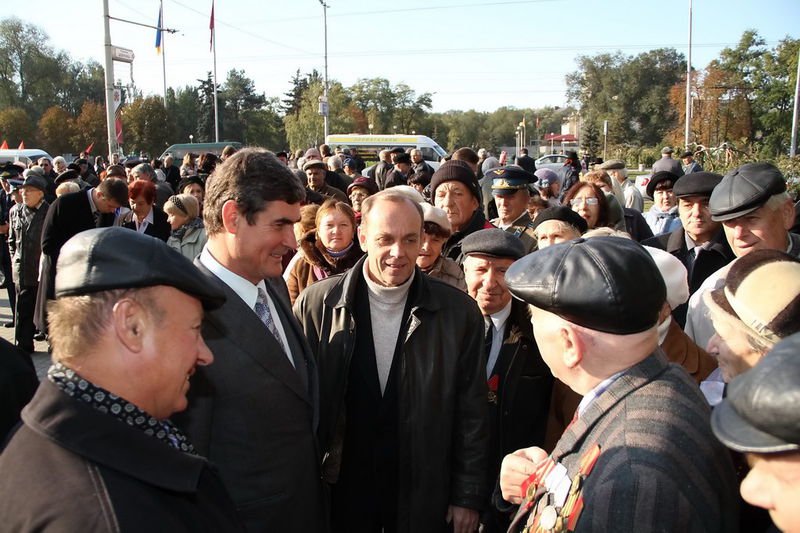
[163,194,206,259]
[179,153,198,179]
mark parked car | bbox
[0,149,52,167]
[158,142,242,162]
[535,153,567,171]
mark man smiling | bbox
[295,189,488,533]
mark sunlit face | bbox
[20,186,44,208]
[135,286,213,419]
[723,201,793,258]
[167,211,190,231]
[349,187,370,213]
[411,150,423,164]
[706,313,764,382]
[679,195,718,244]
[653,184,677,212]
[463,255,514,316]
[54,159,67,173]
[318,210,354,252]
[569,186,600,229]
[130,195,153,219]
[417,231,446,270]
[494,189,529,224]
[740,452,800,533]
[182,183,204,206]
[534,220,581,249]
[434,181,479,233]
[306,167,326,190]
[359,198,421,287]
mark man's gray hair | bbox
[132,163,157,182]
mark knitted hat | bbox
[704,249,800,344]
[430,160,480,201]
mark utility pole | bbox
[103,0,116,160]
[319,0,330,140]
[684,0,693,150]
[791,46,800,157]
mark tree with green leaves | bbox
[283,80,354,151]
[38,106,75,156]
[121,96,173,158]
[197,73,223,143]
[220,69,266,143]
[0,107,35,147]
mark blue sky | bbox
[8,0,800,114]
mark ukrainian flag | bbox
[155,3,163,54]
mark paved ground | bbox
[0,290,51,380]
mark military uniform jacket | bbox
[509,351,738,533]
[491,212,537,254]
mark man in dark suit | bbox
[499,237,738,533]
[643,172,734,327]
[460,229,553,533]
[35,178,128,335]
[172,148,324,533]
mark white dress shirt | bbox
[486,300,512,378]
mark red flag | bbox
[0,140,7,150]
[209,0,215,52]
[536,116,540,128]
[85,142,94,154]
[17,141,24,150]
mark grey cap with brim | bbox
[709,162,787,222]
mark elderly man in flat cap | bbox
[529,206,588,250]
[304,159,348,203]
[712,332,800,533]
[294,189,488,533]
[643,171,735,327]
[432,159,495,265]
[486,166,538,254]
[498,237,738,533]
[0,227,244,531]
[652,146,684,177]
[598,159,643,211]
[685,162,799,366]
[460,228,553,533]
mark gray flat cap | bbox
[461,228,525,260]
[709,163,786,222]
[598,159,625,170]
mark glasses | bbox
[569,197,598,206]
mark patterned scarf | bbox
[48,362,196,454]
[171,216,204,242]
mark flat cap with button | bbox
[461,228,525,260]
[709,162,787,222]
[672,171,723,198]
[505,237,666,334]
[56,227,226,310]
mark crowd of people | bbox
[0,141,799,533]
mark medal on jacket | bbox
[519,444,601,533]
[487,375,499,404]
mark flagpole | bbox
[211,0,219,142]
[161,0,168,107]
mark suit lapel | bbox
[195,260,312,407]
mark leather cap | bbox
[461,228,525,260]
[505,237,665,334]
[709,162,787,222]
[530,206,588,234]
[645,171,679,199]
[672,171,723,198]
[712,332,800,453]
[56,227,226,310]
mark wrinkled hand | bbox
[446,505,478,533]
[499,447,549,504]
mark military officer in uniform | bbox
[486,166,538,254]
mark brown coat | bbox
[422,255,467,291]
[660,317,717,383]
[287,230,363,305]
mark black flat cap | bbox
[709,162,787,222]
[56,227,226,310]
[645,171,679,199]
[505,237,666,334]
[461,228,525,260]
[712,332,800,453]
[20,174,47,192]
[487,166,536,196]
[530,206,589,234]
[672,171,723,199]
[54,169,78,185]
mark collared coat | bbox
[172,265,325,533]
[0,380,244,532]
[509,351,739,533]
[293,257,489,533]
[117,204,171,242]
[8,200,49,286]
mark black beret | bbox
[461,228,525,260]
[672,171,723,199]
[178,176,204,193]
[66,163,81,172]
[530,206,588,234]
[487,166,536,196]
[645,171,679,199]
[55,169,79,185]
[430,160,481,201]
[680,150,693,159]
[709,162,787,222]
[712,332,800,453]
[505,237,666,334]
[56,227,226,310]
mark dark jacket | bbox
[8,200,49,286]
[623,207,654,242]
[508,351,739,533]
[325,170,348,194]
[293,257,489,532]
[0,379,244,532]
[287,231,364,305]
[484,300,553,532]
[442,209,496,266]
[371,161,393,190]
[117,204,172,243]
[0,337,37,446]
[557,163,581,199]
[384,169,408,188]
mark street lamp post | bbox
[319,0,330,140]
[189,134,194,144]
[368,123,373,135]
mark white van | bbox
[325,134,447,168]
[0,149,53,167]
